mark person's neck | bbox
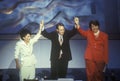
[24,41,29,45]
[94,30,100,36]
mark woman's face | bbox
[91,24,99,33]
[23,33,31,43]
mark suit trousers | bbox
[50,59,68,79]
[85,59,105,81]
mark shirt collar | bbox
[94,30,100,36]
[20,39,29,46]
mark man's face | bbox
[23,34,31,43]
[91,24,99,33]
[57,25,65,35]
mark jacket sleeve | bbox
[14,42,20,59]
[30,32,42,45]
[77,27,88,38]
[41,30,53,39]
[103,34,109,64]
[67,27,77,38]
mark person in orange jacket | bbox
[74,17,108,81]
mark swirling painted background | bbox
[0,0,120,70]
[0,0,95,34]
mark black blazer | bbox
[41,27,77,61]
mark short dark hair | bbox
[89,20,100,29]
[19,29,31,40]
[56,23,64,29]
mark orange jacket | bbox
[77,28,108,64]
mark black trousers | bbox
[50,59,68,79]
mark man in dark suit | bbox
[41,23,77,79]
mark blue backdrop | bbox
[0,0,106,34]
[0,0,120,69]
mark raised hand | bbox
[40,20,44,30]
[74,17,80,29]
[74,17,79,25]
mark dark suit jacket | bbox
[41,27,77,61]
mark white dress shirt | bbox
[58,34,63,55]
[15,32,41,66]
[58,34,63,45]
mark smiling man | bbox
[41,22,77,79]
